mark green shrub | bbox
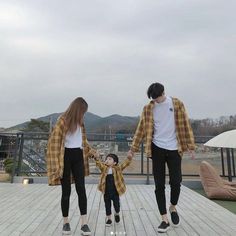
[3,158,14,174]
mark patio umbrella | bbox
[204,129,236,181]
[204,129,236,148]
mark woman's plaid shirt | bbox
[46,117,96,185]
[95,158,132,196]
[131,97,195,157]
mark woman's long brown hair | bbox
[63,97,88,133]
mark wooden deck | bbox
[0,183,236,236]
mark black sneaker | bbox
[80,224,91,235]
[62,223,71,235]
[157,221,170,233]
[114,213,120,223]
[105,219,112,227]
[170,210,180,226]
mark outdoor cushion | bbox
[199,161,236,200]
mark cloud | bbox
[0,0,236,127]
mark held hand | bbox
[189,150,195,160]
[127,155,132,160]
[93,151,100,160]
[127,150,134,160]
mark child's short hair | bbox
[106,153,119,165]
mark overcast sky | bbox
[0,0,236,128]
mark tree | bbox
[23,119,50,132]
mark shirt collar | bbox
[148,100,155,109]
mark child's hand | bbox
[93,151,100,160]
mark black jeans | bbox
[60,148,87,217]
[151,142,182,215]
[104,174,120,216]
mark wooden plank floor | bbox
[0,183,236,236]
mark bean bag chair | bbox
[199,161,236,200]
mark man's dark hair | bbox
[106,153,119,165]
[147,82,164,99]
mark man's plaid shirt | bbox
[131,97,195,157]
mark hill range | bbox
[7,112,140,134]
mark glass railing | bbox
[0,132,235,183]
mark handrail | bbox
[1,132,235,184]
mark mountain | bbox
[87,114,139,133]
[5,113,236,136]
[37,112,102,129]
[6,112,139,133]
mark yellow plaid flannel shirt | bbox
[131,97,195,157]
[46,117,96,185]
[95,158,132,196]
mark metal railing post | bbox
[231,148,235,176]
[226,148,232,181]
[146,155,150,185]
[221,148,225,176]
[16,133,24,176]
[10,133,20,183]
[141,142,144,174]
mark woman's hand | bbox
[93,151,100,160]
[189,150,195,160]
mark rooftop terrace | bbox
[0,183,236,236]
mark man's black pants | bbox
[152,142,182,215]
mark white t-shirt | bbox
[108,167,113,175]
[152,96,178,150]
[64,126,83,148]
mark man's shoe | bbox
[169,209,180,226]
[80,224,91,235]
[62,223,71,235]
[157,221,170,233]
[105,219,112,227]
[114,213,120,223]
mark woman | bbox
[47,97,97,235]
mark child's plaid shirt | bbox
[95,158,132,196]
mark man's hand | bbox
[127,155,132,160]
[189,150,195,160]
[127,150,134,160]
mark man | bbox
[128,82,195,233]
